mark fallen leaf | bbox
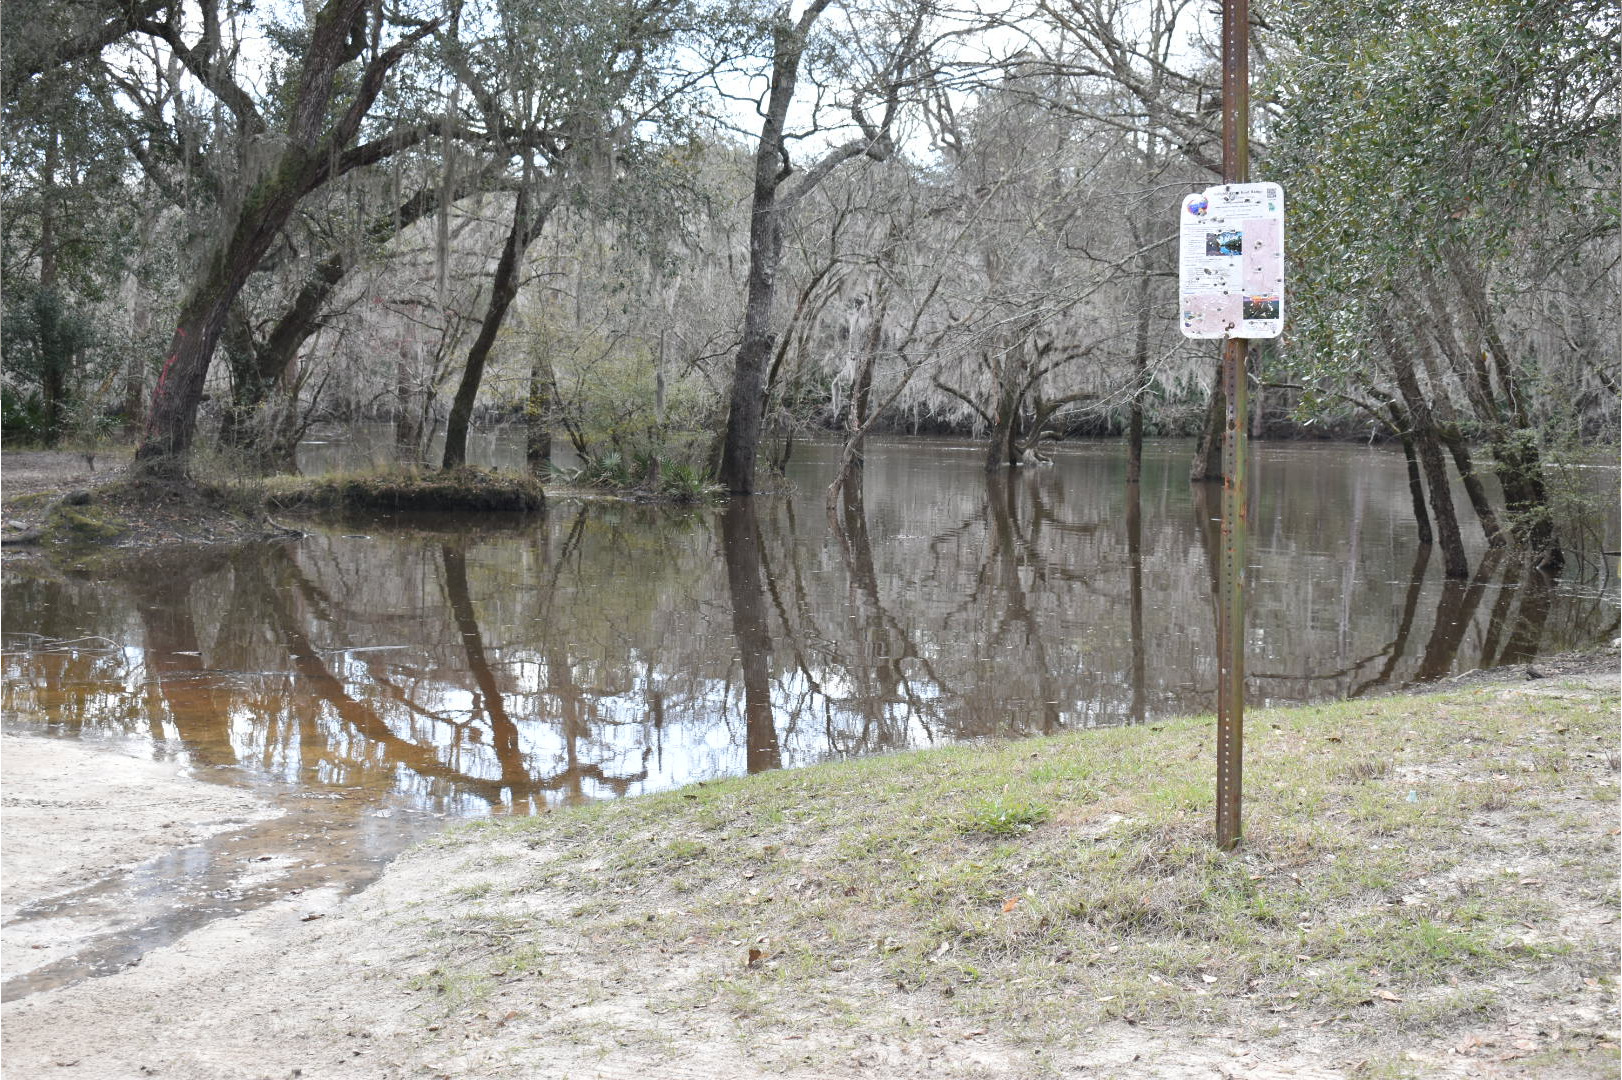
[1002,896,1022,913]
[301,913,324,922]
[746,948,764,968]
[1373,989,1403,1002]
[1201,974,1217,984]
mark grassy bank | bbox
[399,671,1618,1078]
[265,466,545,513]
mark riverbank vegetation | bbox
[265,466,545,514]
[376,667,1618,1076]
[4,0,1615,553]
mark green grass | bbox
[405,672,1619,1070]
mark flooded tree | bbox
[716,0,933,493]
[1269,0,1619,566]
[2,0,1611,516]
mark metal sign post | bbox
[1173,0,1277,850]
[1219,0,1252,849]
[1215,337,1247,851]
[1216,0,1251,852]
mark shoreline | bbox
[1,733,279,984]
[2,666,1616,1078]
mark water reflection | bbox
[6,442,1617,808]
[2,440,1616,993]
[721,500,781,774]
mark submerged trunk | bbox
[1382,400,1433,545]
[1493,435,1557,557]
[525,359,552,476]
[717,25,804,495]
[1190,356,1224,482]
[1441,249,1558,556]
[720,2,878,492]
[1437,425,1505,548]
[1381,323,1469,579]
[1127,278,1150,484]
[1397,431,1434,545]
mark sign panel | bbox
[1179,182,1284,340]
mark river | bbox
[2,435,1616,996]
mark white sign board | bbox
[1178,183,1284,340]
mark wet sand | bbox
[1,734,279,981]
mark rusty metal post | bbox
[1215,0,1250,851]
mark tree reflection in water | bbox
[3,442,1615,813]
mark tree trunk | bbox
[1398,433,1434,545]
[1127,277,1150,484]
[1189,356,1223,482]
[443,188,538,470]
[1409,324,1506,549]
[718,189,786,491]
[219,256,345,451]
[38,125,66,446]
[132,0,437,477]
[224,184,464,453]
[985,397,1017,471]
[1437,425,1505,548]
[138,269,257,476]
[1442,248,1557,554]
[718,6,848,493]
[1380,401,1433,545]
[525,358,552,475]
[1381,323,1469,579]
[136,144,323,477]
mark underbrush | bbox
[547,451,721,503]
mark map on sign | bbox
[1178,183,1285,340]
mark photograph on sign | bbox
[1179,184,1284,340]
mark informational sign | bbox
[1178,183,1285,340]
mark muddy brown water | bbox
[3,437,1617,999]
